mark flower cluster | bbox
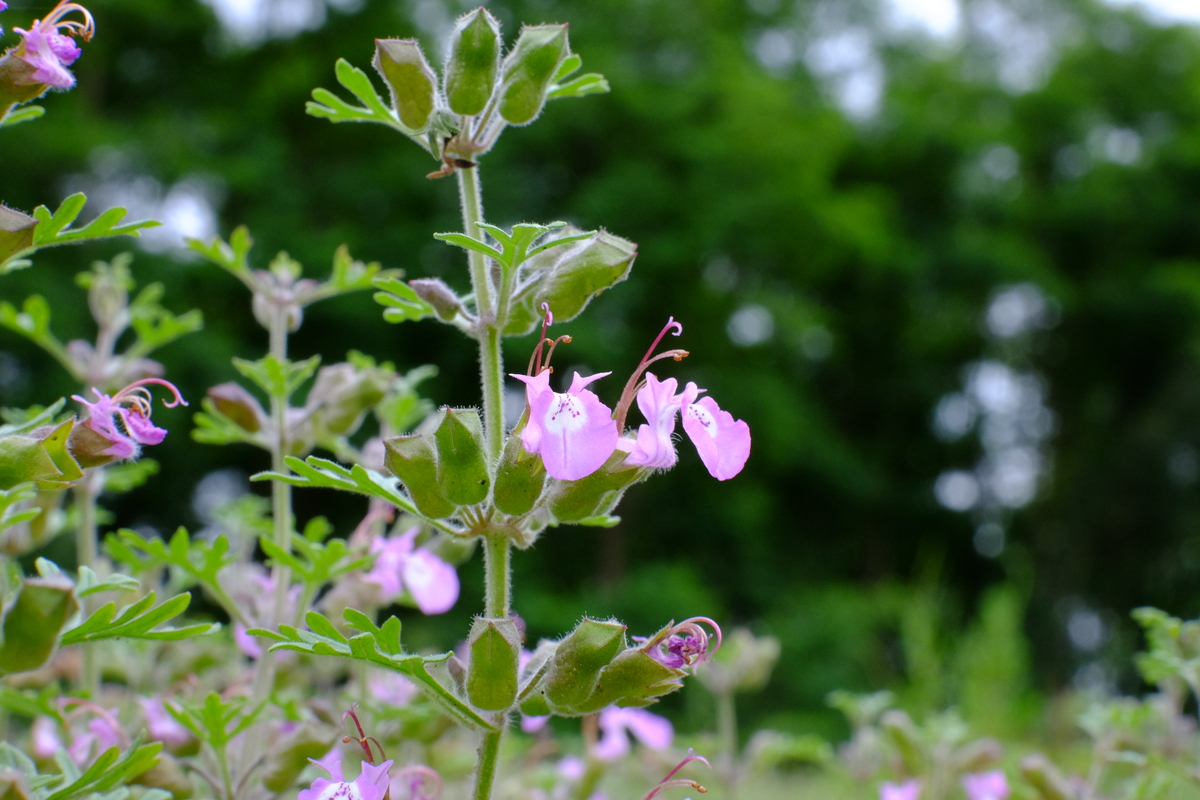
[513,311,750,483]
[8,0,93,88]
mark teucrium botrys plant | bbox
[247,8,751,800]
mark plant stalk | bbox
[74,469,101,697]
[483,533,511,619]
[457,166,505,463]
[471,727,504,800]
[717,689,739,800]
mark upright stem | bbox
[717,689,739,800]
[483,533,511,618]
[253,308,292,702]
[457,166,505,463]
[74,470,101,697]
[472,728,504,800]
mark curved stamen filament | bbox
[613,320,689,431]
[640,750,710,800]
[112,378,188,409]
[44,1,95,40]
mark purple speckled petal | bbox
[122,409,167,445]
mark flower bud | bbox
[77,256,132,332]
[548,452,640,523]
[0,205,35,266]
[880,710,926,774]
[498,24,569,125]
[543,618,626,710]
[0,573,78,675]
[573,647,684,714]
[408,278,463,322]
[0,769,31,800]
[466,617,521,710]
[493,432,545,516]
[207,383,266,432]
[444,8,501,116]
[373,39,437,131]
[433,408,490,506]
[1019,754,1074,800]
[446,652,468,695]
[308,362,392,436]
[384,434,456,518]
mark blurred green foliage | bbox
[7,0,1200,740]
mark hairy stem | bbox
[253,306,292,702]
[471,727,504,800]
[457,166,505,463]
[483,533,511,618]
[74,470,101,697]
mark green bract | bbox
[0,574,77,675]
[498,25,570,126]
[433,408,490,506]
[466,617,521,711]
[373,39,438,132]
[444,9,501,117]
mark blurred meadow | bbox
[9,0,1200,791]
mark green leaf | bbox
[0,684,61,720]
[43,741,163,800]
[165,693,264,751]
[0,194,159,272]
[372,275,435,324]
[0,575,78,675]
[74,567,140,598]
[0,105,45,128]
[0,483,39,535]
[256,610,492,730]
[547,73,610,100]
[233,354,321,402]
[260,532,371,590]
[254,456,433,523]
[59,591,218,645]
[186,226,254,283]
[306,60,406,131]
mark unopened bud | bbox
[544,618,626,710]
[444,8,501,116]
[308,362,392,436]
[498,24,569,126]
[408,278,463,322]
[384,434,456,518]
[374,39,438,131]
[467,617,521,710]
[0,205,36,266]
[433,408,490,506]
[0,574,79,675]
[493,432,545,515]
[207,383,266,432]
[574,647,683,714]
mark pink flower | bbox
[138,697,192,749]
[31,716,61,759]
[72,378,186,460]
[962,771,1009,800]
[511,368,619,481]
[638,617,721,670]
[368,671,418,707]
[680,390,751,481]
[880,779,921,800]
[11,1,93,88]
[298,758,393,800]
[593,706,673,762]
[620,373,688,469]
[66,708,122,766]
[364,527,459,615]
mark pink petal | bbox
[311,750,344,782]
[620,707,673,749]
[520,714,549,733]
[32,716,61,759]
[122,409,167,445]
[531,373,618,481]
[623,374,688,469]
[681,389,750,480]
[364,530,415,600]
[355,760,394,800]
[46,32,80,64]
[15,26,75,87]
[401,549,459,615]
[512,371,553,454]
[233,623,262,658]
[880,780,922,800]
[962,771,1009,800]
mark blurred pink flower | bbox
[962,771,1010,800]
[31,716,61,759]
[880,779,921,800]
[363,527,459,615]
[72,378,186,460]
[593,706,673,762]
[138,697,192,748]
